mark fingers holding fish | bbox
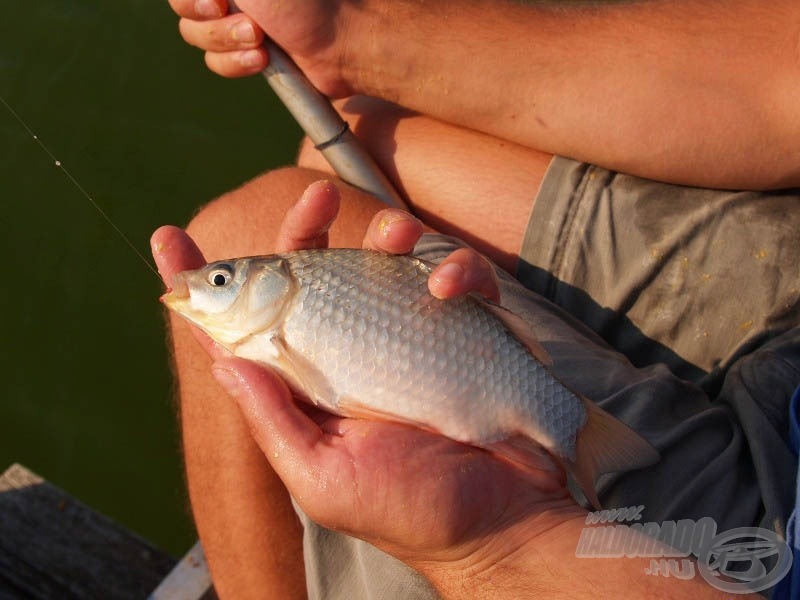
[276,180,341,252]
[151,225,206,284]
[209,355,365,527]
[361,204,499,301]
[211,356,326,461]
[277,178,424,255]
[151,225,231,359]
[362,208,425,255]
[429,247,501,302]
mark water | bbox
[0,1,301,556]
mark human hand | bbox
[166,0,265,77]
[166,0,358,95]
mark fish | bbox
[162,248,659,507]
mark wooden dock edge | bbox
[0,463,215,600]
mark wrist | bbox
[411,498,588,600]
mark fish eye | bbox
[207,267,232,287]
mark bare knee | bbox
[185,166,386,261]
[185,167,332,261]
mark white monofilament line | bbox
[228,0,408,210]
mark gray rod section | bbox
[228,1,407,210]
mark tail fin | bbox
[564,398,660,510]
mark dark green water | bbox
[1,1,301,556]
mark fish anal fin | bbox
[482,302,553,367]
[566,398,660,510]
[483,435,560,473]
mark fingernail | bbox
[239,49,264,69]
[151,240,165,257]
[378,212,411,237]
[231,20,256,43]
[300,180,333,202]
[212,367,243,398]
[433,262,464,284]
[195,0,222,18]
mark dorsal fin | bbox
[482,301,553,367]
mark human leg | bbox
[170,168,396,599]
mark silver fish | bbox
[163,248,658,507]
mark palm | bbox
[260,392,566,561]
[288,404,569,564]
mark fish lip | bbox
[160,272,189,306]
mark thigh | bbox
[297,96,554,274]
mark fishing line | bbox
[0,93,161,279]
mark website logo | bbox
[576,507,792,593]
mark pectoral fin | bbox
[483,435,561,472]
[270,337,335,408]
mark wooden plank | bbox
[148,541,215,600]
[0,463,178,599]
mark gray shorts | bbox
[295,157,800,600]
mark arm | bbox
[170,0,800,189]
[418,515,760,600]
[345,0,800,190]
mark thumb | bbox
[210,357,326,481]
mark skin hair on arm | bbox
[345,0,800,190]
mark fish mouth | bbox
[160,272,190,307]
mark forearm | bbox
[346,0,800,189]
[417,513,759,599]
